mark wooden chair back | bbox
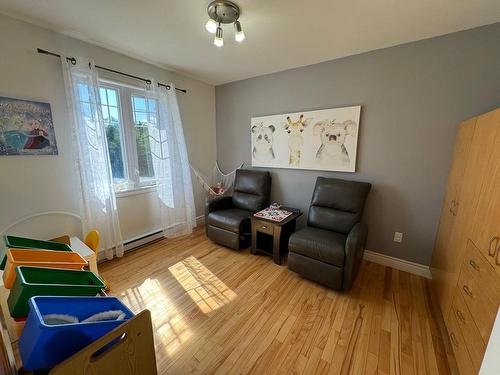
[50,310,157,375]
[84,230,100,254]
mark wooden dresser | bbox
[431,108,500,374]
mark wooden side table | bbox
[251,210,302,265]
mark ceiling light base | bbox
[207,0,240,24]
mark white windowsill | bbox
[115,184,157,198]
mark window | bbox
[77,80,160,192]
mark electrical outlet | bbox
[393,232,403,243]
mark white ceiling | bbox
[1,0,499,85]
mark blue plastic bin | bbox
[19,296,134,371]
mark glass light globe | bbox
[214,26,224,47]
[205,18,217,34]
[235,30,245,42]
[214,36,224,47]
[234,21,245,42]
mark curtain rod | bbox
[36,48,187,94]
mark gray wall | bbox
[215,23,500,266]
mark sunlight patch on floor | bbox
[169,256,237,314]
[120,277,192,356]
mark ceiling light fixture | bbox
[205,0,245,47]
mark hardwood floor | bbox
[100,227,456,374]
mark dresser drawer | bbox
[253,220,274,235]
[447,311,478,375]
[457,240,500,342]
[450,289,486,369]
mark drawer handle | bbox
[450,332,459,347]
[262,225,267,229]
[456,309,465,322]
[489,236,499,257]
[449,200,458,216]
[469,259,480,271]
[463,285,473,298]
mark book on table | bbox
[254,207,293,222]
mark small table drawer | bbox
[447,310,478,375]
[450,289,486,369]
[254,220,274,235]
[457,240,500,343]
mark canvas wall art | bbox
[0,97,58,156]
[251,106,361,172]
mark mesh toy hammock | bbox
[190,161,244,197]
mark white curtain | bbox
[61,57,124,259]
[146,82,196,237]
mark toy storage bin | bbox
[2,249,87,289]
[1,235,72,270]
[19,296,134,371]
[7,266,105,318]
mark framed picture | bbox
[251,105,361,172]
[0,97,58,156]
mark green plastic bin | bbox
[7,266,105,318]
[0,235,73,270]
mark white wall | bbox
[0,14,216,241]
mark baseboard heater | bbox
[123,230,164,253]
[119,215,205,255]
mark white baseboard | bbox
[196,215,205,225]
[363,250,432,279]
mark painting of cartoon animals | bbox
[0,97,58,156]
[251,106,361,172]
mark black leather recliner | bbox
[205,169,271,250]
[288,177,371,291]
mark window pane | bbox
[147,99,156,112]
[106,89,118,107]
[78,83,90,103]
[99,88,107,105]
[135,127,154,180]
[133,97,146,111]
[81,103,92,119]
[101,106,109,122]
[148,113,157,126]
[109,107,120,124]
[134,112,147,125]
[106,123,125,179]
[131,94,158,184]
[98,87,126,182]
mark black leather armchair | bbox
[288,177,371,291]
[205,169,271,250]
